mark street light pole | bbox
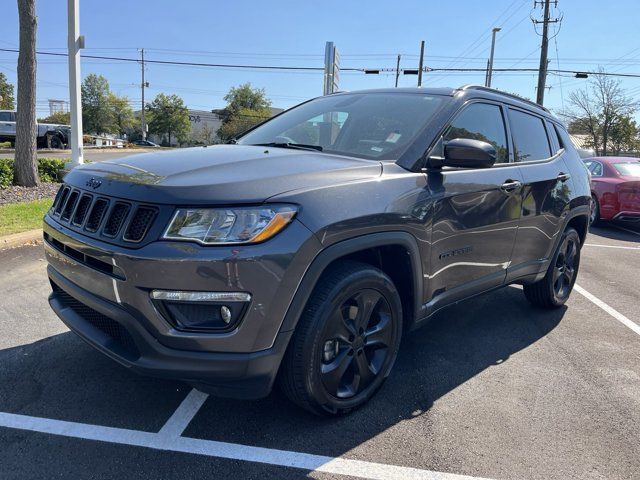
[486,27,501,88]
[67,0,84,167]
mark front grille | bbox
[103,203,130,237]
[85,198,109,232]
[48,183,165,247]
[123,207,157,242]
[60,190,79,221]
[52,282,139,360]
[71,194,93,226]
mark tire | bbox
[279,261,403,416]
[48,134,63,149]
[590,195,602,226]
[523,227,581,308]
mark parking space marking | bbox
[157,389,209,439]
[575,284,640,337]
[583,243,640,250]
[0,411,495,480]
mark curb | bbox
[0,229,43,251]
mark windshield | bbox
[238,92,445,160]
[613,162,640,177]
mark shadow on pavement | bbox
[0,285,566,460]
[589,223,640,242]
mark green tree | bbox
[217,83,272,142]
[609,115,639,155]
[147,93,190,146]
[563,69,638,155]
[38,111,70,125]
[108,93,134,136]
[81,74,115,135]
[0,72,15,110]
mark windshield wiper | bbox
[251,142,323,152]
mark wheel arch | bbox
[279,232,424,334]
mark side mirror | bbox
[441,138,497,169]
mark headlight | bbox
[163,205,297,245]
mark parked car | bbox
[132,139,160,147]
[43,86,591,416]
[0,110,69,149]
[584,157,640,224]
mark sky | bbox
[2,0,640,118]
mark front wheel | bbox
[279,261,403,416]
[523,227,581,308]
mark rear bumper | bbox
[48,266,292,399]
[613,211,640,222]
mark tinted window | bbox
[509,110,552,162]
[443,103,508,163]
[0,112,12,121]
[239,93,445,160]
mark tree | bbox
[81,74,115,135]
[217,83,272,142]
[14,0,38,187]
[0,72,15,110]
[609,115,639,155]
[563,69,638,155]
[197,122,215,145]
[108,93,134,136]
[147,93,190,146]
[218,107,271,142]
[38,111,70,125]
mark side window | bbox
[509,109,552,162]
[0,112,12,122]
[443,103,509,163]
[589,162,603,177]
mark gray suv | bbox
[44,86,591,415]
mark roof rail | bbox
[457,84,550,113]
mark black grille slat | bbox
[51,283,139,359]
[60,190,79,221]
[71,194,93,226]
[123,207,157,243]
[103,203,130,237]
[54,187,70,215]
[51,185,65,213]
[85,198,109,232]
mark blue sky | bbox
[2,0,640,118]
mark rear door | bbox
[507,107,573,281]
[426,101,523,312]
[0,111,15,137]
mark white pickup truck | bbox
[0,110,70,149]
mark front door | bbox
[426,101,523,313]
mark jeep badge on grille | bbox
[86,178,102,189]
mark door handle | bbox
[501,179,522,192]
[557,172,571,182]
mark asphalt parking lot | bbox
[0,224,639,480]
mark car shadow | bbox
[0,285,566,460]
[589,223,640,242]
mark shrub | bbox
[0,157,67,188]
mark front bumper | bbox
[43,213,321,398]
[48,267,292,398]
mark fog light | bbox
[220,305,232,324]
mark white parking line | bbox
[157,389,209,439]
[0,411,495,480]
[584,243,640,250]
[574,284,640,337]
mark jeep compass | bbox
[44,85,591,415]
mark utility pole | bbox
[67,0,84,168]
[486,27,501,87]
[417,41,425,87]
[140,48,147,140]
[534,0,560,105]
[395,54,401,88]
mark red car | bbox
[585,157,640,224]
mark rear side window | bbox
[589,162,603,176]
[443,103,509,163]
[0,112,13,121]
[509,109,552,162]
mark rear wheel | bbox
[279,261,403,416]
[523,227,581,308]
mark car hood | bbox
[63,145,382,204]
